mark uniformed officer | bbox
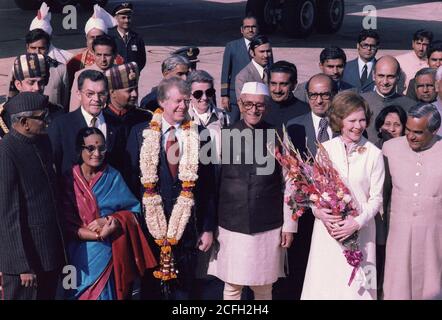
[103,61,151,172]
[109,2,147,71]
[172,46,200,71]
[1,53,63,139]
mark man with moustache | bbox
[221,15,259,123]
[1,54,63,139]
[126,77,216,299]
[235,35,273,101]
[409,68,437,104]
[263,61,309,129]
[383,103,442,300]
[294,47,354,103]
[0,92,65,300]
[103,62,149,171]
[70,35,119,112]
[361,55,416,142]
[406,41,442,101]
[396,29,433,93]
[208,82,296,300]
[49,70,120,176]
[275,74,336,299]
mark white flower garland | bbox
[139,108,200,242]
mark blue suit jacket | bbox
[221,38,251,102]
[342,58,376,93]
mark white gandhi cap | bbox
[240,82,270,96]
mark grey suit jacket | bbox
[235,61,265,100]
[361,91,417,142]
[342,58,376,93]
[221,38,251,102]
[286,112,318,156]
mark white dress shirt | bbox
[81,107,107,138]
[357,57,375,78]
[311,112,332,140]
[252,59,265,80]
[161,117,183,152]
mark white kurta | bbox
[301,137,385,300]
[208,203,297,286]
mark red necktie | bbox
[166,126,179,179]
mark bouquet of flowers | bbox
[270,128,363,286]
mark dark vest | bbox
[218,120,283,234]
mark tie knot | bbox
[319,117,328,128]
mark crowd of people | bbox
[0,1,441,301]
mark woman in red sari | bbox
[62,127,156,300]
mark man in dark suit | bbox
[263,60,309,129]
[126,77,217,300]
[275,74,336,300]
[361,55,416,142]
[220,15,258,124]
[0,92,65,300]
[342,29,380,93]
[109,2,147,71]
[294,47,354,102]
[48,70,121,176]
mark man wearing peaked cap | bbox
[208,81,296,300]
[109,2,147,72]
[103,62,151,172]
[0,91,65,300]
[1,54,63,139]
[172,46,200,71]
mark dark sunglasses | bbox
[192,88,216,100]
[82,145,107,154]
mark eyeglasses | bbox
[82,145,107,154]
[359,43,378,50]
[242,25,257,30]
[240,99,266,110]
[192,88,216,100]
[81,90,108,100]
[307,92,333,101]
[23,110,49,122]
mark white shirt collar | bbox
[311,111,332,138]
[374,87,396,98]
[161,117,181,135]
[81,106,104,126]
[244,38,251,50]
[117,28,129,39]
[252,59,265,79]
[357,57,375,77]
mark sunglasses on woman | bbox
[191,88,216,100]
[82,145,107,154]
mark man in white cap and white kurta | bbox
[29,2,73,65]
[208,82,296,300]
[66,4,124,91]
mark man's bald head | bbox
[306,73,336,117]
[307,73,336,93]
[374,55,400,76]
[373,56,400,96]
